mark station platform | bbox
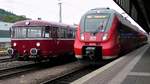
[71,43,150,84]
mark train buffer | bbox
[71,44,150,84]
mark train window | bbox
[51,27,58,38]
[67,28,73,38]
[119,25,137,38]
[61,28,66,38]
[58,27,67,38]
[57,27,62,38]
[13,27,27,38]
[45,26,51,38]
[52,26,75,39]
[45,26,50,33]
[12,27,45,38]
[64,28,67,38]
[27,27,42,38]
[84,13,110,33]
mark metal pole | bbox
[58,1,62,23]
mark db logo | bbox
[90,36,96,41]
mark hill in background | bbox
[0,8,30,23]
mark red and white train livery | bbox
[74,8,147,62]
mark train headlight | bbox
[81,34,84,40]
[30,48,38,55]
[13,43,17,47]
[7,48,14,55]
[102,34,108,41]
[36,42,40,47]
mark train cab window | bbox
[13,27,27,38]
[27,27,42,38]
[12,27,44,38]
[84,13,110,33]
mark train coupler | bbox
[82,46,102,61]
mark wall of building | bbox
[0,21,12,51]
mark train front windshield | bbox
[82,13,110,33]
[12,27,44,38]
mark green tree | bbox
[0,8,30,23]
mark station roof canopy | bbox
[113,0,150,33]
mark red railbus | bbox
[7,20,76,61]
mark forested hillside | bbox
[0,8,30,23]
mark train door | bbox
[51,27,58,38]
[51,26,59,54]
[57,27,73,54]
[57,27,67,54]
[45,26,58,55]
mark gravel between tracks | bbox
[0,61,34,71]
[0,62,88,84]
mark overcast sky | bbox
[0,0,145,32]
[0,0,125,24]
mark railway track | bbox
[0,59,77,79]
[0,58,15,63]
[0,61,88,84]
[0,61,61,79]
[0,63,38,79]
[0,59,114,84]
[0,56,15,63]
[43,65,100,84]
[42,60,113,84]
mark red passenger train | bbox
[7,20,76,61]
[74,8,147,62]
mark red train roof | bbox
[12,20,70,27]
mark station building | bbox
[0,21,13,51]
